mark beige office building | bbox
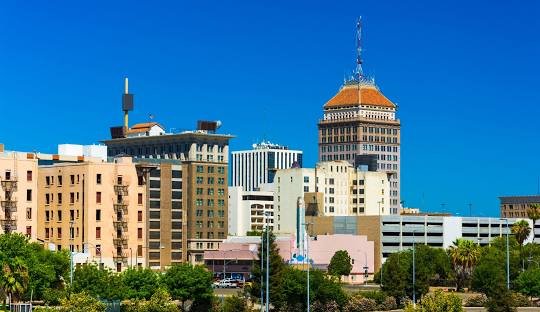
[0,145,38,239]
[38,156,148,271]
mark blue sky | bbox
[1,1,539,216]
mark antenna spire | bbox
[356,16,363,80]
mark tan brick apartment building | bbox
[500,195,540,218]
[37,156,148,271]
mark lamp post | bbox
[500,218,510,290]
[412,229,416,307]
[260,228,264,312]
[69,221,74,285]
[265,211,270,312]
[303,222,313,312]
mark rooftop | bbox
[324,82,395,109]
[499,195,540,204]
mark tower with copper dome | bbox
[318,18,401,215]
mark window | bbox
[96,210,101,221]
[207,188,214,196]
[304,176,309,183]
[70,175,75,185]
[138,193,143,205]
[70,209,74,221]
[45,228,50,239]
[196,165,204,173]
[57,175,62,186]
[96,174,102,184]
[196,209,203,217]
[57,210,62,221]
[26,189,32,201]
[207,177,214,184]
[26,171,32,182]
[96,227,101,239]
[138,211,143,222]
[304,186,309,192]
[70,192,74,204]
[196,177,203,184]
[96,244,102,256]
[26,226,31,237]
[46,176,50,186]
[57,228,62,239]
[58,193,62,204]
[96,192,101,204]
[26,207,32,220]
[138,228,143,239]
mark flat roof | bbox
[102,131,234,145]
[499,195,540,204]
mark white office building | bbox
[231,141,302,191]
[228,186,274,236]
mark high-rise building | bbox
[37,156,148,271]
[228,186,274,236]
[231,141,302,191]
[318,21,401,214]
[103,121,232,265]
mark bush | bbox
[510,292,532,307]
[464,294,487,307]
[485,291,516,312]
[404,290,462,312]
[310,301,340,312]
[59,292,106,312]
[42,288,67,306]
[33,307,58,312]
[121,288,179,312]
[378,296,398,310]
[222,294,251,312]
[343,296,377,312]
[350,291,397,311]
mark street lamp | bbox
[303,222,313,312]
[69,221,74,286]
[412,229,416,307]
[265,211,270,312]
[500,218,510,290]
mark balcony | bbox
[113,236,128,247]
[113,203,128,215]
[113,253,128,264]
[1,180,17,192]
[0,200,17,212]
[113,220,128,231]
[114,185,129,196]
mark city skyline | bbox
[1,1,539,217]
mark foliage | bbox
[510,292,533,307]
[464,294,487,307]
[0,257,29,302]
[327,250,353,277]
[122,267,159,300]
[512,220,531,247]
[0,233,69,301]
[122,288,180,312]
[222,294,251,312]
[403,290,462,312]
[72,264,125,300]
[59,292,106,312]
[271,267,346,311]
[33,307,57,312]
[42,288,67,305]
[471,247,507,297]
[310,300,340,312]
[343,296,377,312]
[526,203,540,227]
[248,230,286,304]
[161,263,213,311]
[447,239,481,291]
[515,267,540,297]
[380,245,446,304]
[484,291,516,312]
[348,291,397,311]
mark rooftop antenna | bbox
[122,77,134,131]
[355,16,364,81]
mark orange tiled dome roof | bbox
[324,83,395,109]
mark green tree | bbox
[403,290,462,312]
[59,292,106,312]
[511,220,531,270]
[0,257,29,302]
[447,239,481,291]
[146,288,180,312]
[222,294,251,312]
[248,229,285,305]
[327,250,353,278]
[122,267,159,300]
[161,263,213,311]
[271,267,346,311]
[72,264,125,300]
[514,268,540,298]
[471,247,507,297]
[526,203,540,228]
[380,251,408,304]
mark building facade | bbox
[274,161,390,235]
[103,123,232,265]
[228,186,274,236]
[37,156,147,271]
[231,141,302,191]
[500,195,540,218]
[318,81,401,214]
[0,150,38,239]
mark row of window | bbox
[195,177,226,185]
[321,126,398,135]
[194,220,226,228]
[195,166,226,174]
[194,232,226,239]
[194,199,226,207]
[195,209,226,217]
[196,188,226,196]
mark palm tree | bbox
[0,258,29,303]
[527,203,540,237]
[511,220,532,271]
[447,239,481,291]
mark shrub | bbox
[33,307,58,312]
[343,296,377,312]
[42,288,67,306]
[485,291,516,312]
[222,294,251,312]
[310,300,340,312]
[59,292,106,312]
[378,296,398,310]
[510,292,532,307]
[403,290,462,312]
[464,294,487,307]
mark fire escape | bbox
[113,177,129,265]
[0,173,17,233]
